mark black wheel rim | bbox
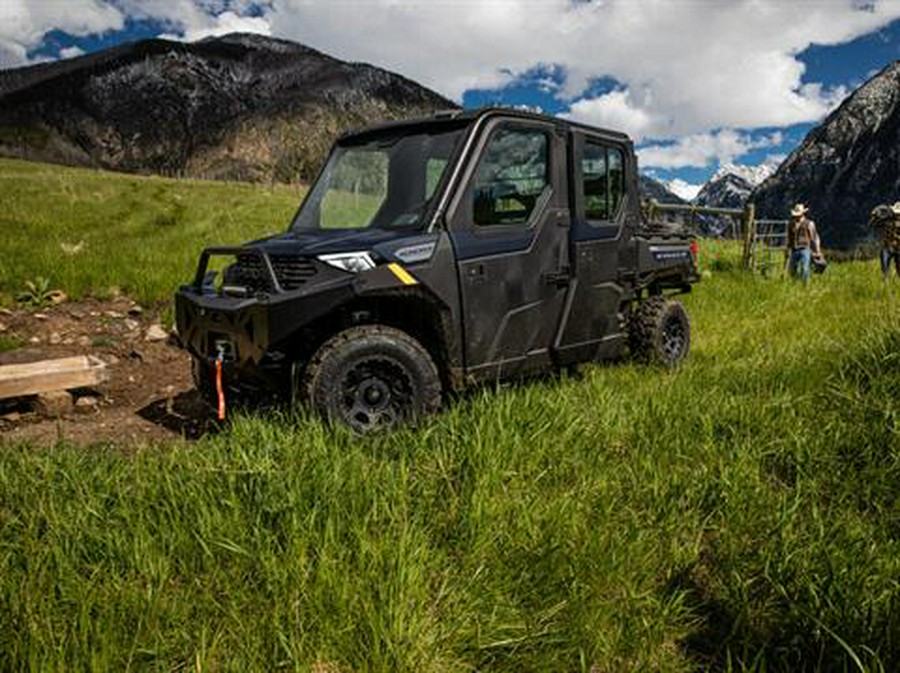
[661,314,687,362]
[339,357,414,431]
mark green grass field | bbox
[1,159,900,670]
[0,158,303,305]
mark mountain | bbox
[639,175,688,205]
[696,163,774,210]
[0,33,456,182]
[753,61,900,247]
[697,172,752,211]
[638,174,713,233]
[659,179,702,202]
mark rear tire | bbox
[628,296,690,365]
[301,325,442,432]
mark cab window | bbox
[583,142,624,221]
[472,127,549,226]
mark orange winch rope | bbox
[215,357,225,421]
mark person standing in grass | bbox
[869,202,900,279]
[785,203,822,285]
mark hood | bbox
[248,228,419,256]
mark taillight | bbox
[689,239,699,268]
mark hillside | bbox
[753,61,900,247]
[0,33,455,182]
[0,158,302,305]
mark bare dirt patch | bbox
[0,298,216,446]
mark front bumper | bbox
[176,291,270,362]
[175,245,353,368]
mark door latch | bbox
[543,267,571,288]
[466,263,486,284]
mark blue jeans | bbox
[788,248,811,283]
[881,248,900,277]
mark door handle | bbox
[467,264,486,284]
[543,267,570,288]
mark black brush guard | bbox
[178,246,277,365]
[193,246,283,294]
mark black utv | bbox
[176,108,698,431]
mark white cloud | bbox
[637,130,784,170]
[158,10,271,41]
[118,0,271,40]
[2,0,899,147]
[0,1,271,66]
[0,0,123,67]
[263,0,900,138]
[59,46,86,59]
[564,89,657,140]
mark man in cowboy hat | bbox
[870,201,900,279]
[785,203,822,285]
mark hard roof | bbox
[338,106,633,144]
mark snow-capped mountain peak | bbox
[661,178,703,202]
[712,162,775,188]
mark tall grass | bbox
[1,235,899,669]
[0,158,303,305]
[1,158,898,669]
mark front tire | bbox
[629,296,691,365]
[301,325,442,432]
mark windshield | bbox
[292,124,466,232]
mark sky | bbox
[2,0,900,200]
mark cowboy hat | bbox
[790,203,809,217]
[891,202,900,215]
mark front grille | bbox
[271,254,318,289]
[231,253,317,291]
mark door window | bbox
[472,128,549,226]
[583,142,624,221]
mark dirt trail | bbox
[0,299,216,446]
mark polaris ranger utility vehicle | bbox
[176,108,698,430]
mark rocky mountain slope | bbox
[753,61,900,247]
[690,163,774,234]
[0,33,455,182]
[639,175,688,205]
[640,175,736,234]
[696,163,774,210]
[697,172,751,210]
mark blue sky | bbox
[3,1,900,198]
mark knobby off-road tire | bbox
[628,296,691,365]
[302,325,442,433]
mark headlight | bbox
[317,251,377,273]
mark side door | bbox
[447,118,570,380]
[554,132,630,364]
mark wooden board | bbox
[0,355,108,400]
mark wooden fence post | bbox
[742,203,756,270]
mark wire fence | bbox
[752,219,789,276]
[644,199,798,275]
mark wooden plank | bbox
[0,355,108,400]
